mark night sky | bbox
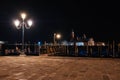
[0,0,120,43]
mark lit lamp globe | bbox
[14,19,20,27]
[56,34,61,39]
[21,13,26,20]
[27,20,33,27]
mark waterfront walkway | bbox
[0,55,120,80]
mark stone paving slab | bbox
[0,55,120,80]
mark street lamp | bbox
[53,33,61,45]
[14,13,33,55]
[53,33,56,45]
[56,34,61,39]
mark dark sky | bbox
[0,0,120,43]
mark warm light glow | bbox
[102,42,105,46]
[56,34,61,39]
[21,13,26,20]
[27,20,33,26]
[14,19,20,27]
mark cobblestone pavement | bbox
[0,55,120,80]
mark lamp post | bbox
[53,33,56,45]
[14,13,33,55]
[53,33,61,45]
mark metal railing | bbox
[0,42,120,58]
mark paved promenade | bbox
[0,55,120,80]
